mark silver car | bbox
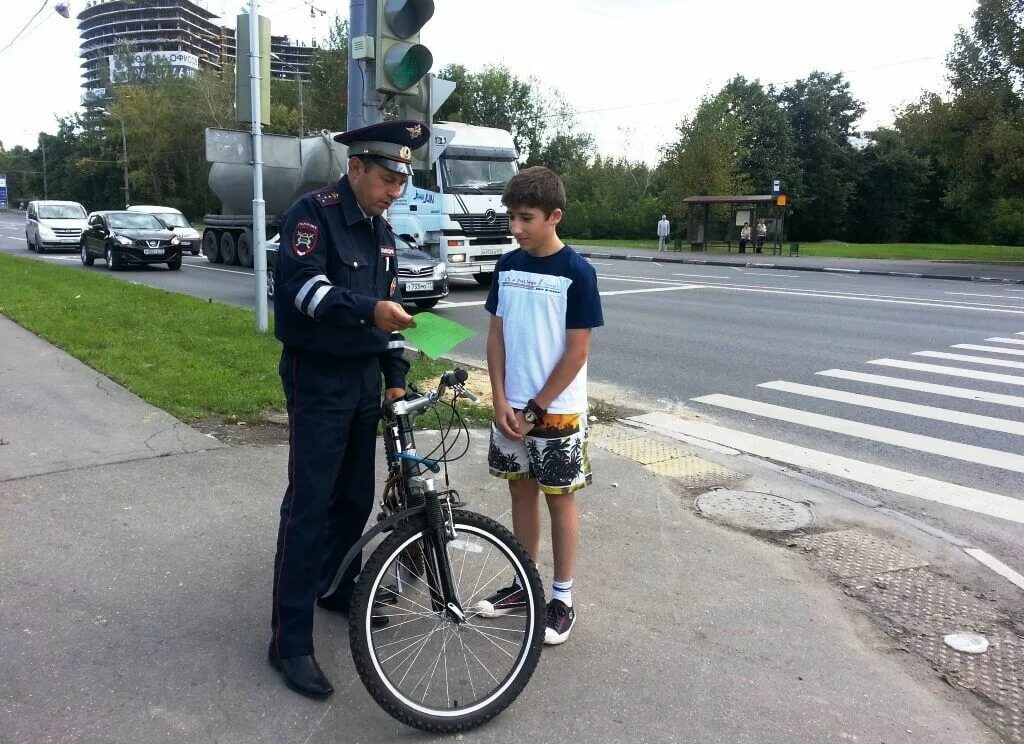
[127,205,202,255]
[25,200,89,253]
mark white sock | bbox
[552,579,573,607]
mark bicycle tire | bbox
[350,509,544,732]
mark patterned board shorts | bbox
[488,412,592,495]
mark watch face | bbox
[523,409,538,424]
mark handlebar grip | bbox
[440,368,468,387]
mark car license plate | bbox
[405,281,433,292]
[143,248,163,255]
[479,247,504,255]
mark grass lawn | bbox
[567,238,1024,262]
[0,253,490,426]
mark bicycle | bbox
[322,368,545,732]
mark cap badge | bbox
[405,124,422,139]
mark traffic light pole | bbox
[348,0,381,131]
[249,0,269,333]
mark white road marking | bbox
[963,549,1024,591]
[630,412,1024,524]
[913,351,1024,370]
[671,272,731,279]
[986,337,1024,346]
[758,380,1024,436]
[692,393,1024,473]
[181,263,251,276]
[952,343,1024,356]
[869,358,1024,386]
[945,291,1023,300]
[438,282,704,308]
[817,369,1024,408]
[741,271,800,278]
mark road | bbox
[3,208,1023,587]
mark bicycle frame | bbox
[321,375,473,621]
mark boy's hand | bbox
[493,402,522,441]
[514,410,536,437]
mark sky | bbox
[0,0,978,164]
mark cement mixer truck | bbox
[202,122,518,282]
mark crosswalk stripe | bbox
[986,337,1024,346]
[869,359,1024,386]
[692,394,1024,473]
[630,412,1024,524]
[758,380,1024,436]
[913,351,1024,370]
[817,369,1024,408]
[952,343,1024,356]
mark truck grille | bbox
[397,266,433,277]
[452,212,509,235]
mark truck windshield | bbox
[441,158,517,194]
[38,205,86,219]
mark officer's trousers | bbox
[270,348,381,658]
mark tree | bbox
[847,128,931,242]
[302,16,348,133]
[779,71,865,240]
[435,63,547,161]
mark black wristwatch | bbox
[523,399,546,425]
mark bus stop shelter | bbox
[683,194,787,253]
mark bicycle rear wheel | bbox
[350,509,544,732]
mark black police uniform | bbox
[270,121,428,659]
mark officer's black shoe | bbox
[316,591,391,628]
[267,649,334,699]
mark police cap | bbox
[335,120,431,176]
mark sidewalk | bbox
[0,317,1004,743]
[578,245,1024,284]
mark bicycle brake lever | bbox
[458,386,479,403]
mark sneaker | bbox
[473,583,527,618]
[543,599,576,645]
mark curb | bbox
[578,252,1024,285]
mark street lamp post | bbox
[39,135,48,200]
[99,108,129,207]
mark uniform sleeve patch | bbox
[379,246,396,257]
[293,221,320,256]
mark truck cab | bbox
[387,121,519,285]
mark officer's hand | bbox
[373,301,416,333]
[384,387,405,402]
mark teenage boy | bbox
[476,166,603,646]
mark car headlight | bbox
[38,225,55,238]
[170,235,180,245]
[433,262,446,278]
[448,253,466,263]
[116,235,133,246]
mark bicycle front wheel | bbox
[350,509,544,732]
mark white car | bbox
[25,200,89,253]
[127,205,202,255]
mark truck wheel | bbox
[236,229,254,268]
[203,230,222,263]
[473,272,493,286]
[219,231,237,265]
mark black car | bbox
[80,211,184,271]
[265,234,449,308]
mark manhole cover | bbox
[695,490,813,532]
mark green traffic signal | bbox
[383,43,433,90]
[376,0,435,94]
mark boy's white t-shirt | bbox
[484,245,604,414]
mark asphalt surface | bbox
[0,316,1001,743]
[2,208,1022,592]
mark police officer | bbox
[268,120,429,699]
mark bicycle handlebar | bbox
[388,368,477,417]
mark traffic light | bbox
[375,0,434,95]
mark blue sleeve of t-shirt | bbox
[566,259,603,329]
[484,255,504,315]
